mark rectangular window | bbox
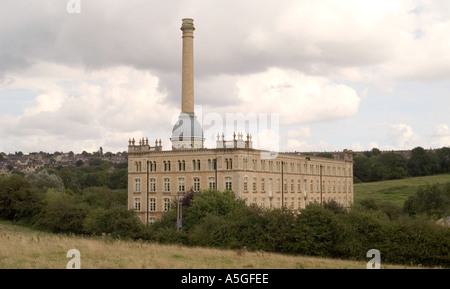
[149,198,156,212]
[193,160,200,171]
[261,178,265,192]
[178,178,185,192]
[225,177,232,191]
[150,178,156,192]
[243,177,248,192]
[268,178,273,196]
[208,159,216,171]
[164,198,171,212]
[193,177,200,192]
[134,179,141,192]
[134,198,141,211]
[164,161,171,172]
[178,160,185,171]
[252,178,257,192]
[226,159,233,170]
[164,178,170,192]
[150,161,156,172]
[135,162,142,172]
[209,177,216,190]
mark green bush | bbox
[404,183,450,218]
[0,174,44,224]
[182,190,246,231]
[37,192,89,234]
[84,206,143,239]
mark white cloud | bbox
[388,124,414,148]
[284,139,333,152]
[286,127,313,139]
[235,68,361,125]
[0,63,176,153]
[387,123,428,149]
[431,124,450,147]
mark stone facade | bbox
[128,138,353,223]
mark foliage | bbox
[80,187,127,209]
[354,146,449,182]
[0,174,44,224]
[25,170,65,192]
[37,191,89,234]
[408,147,440,177]
[403,183,450,218]
[83,206,143,239]
[182,189,246,230]
[145,188,450,268]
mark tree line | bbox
[353,146,450,182]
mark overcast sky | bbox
[1,0,449,154]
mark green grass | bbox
[354,174,450,206]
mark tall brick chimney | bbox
[181,18,195,114]
[171,18,204,150]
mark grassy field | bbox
[0,221,424,269]
[354,174,450,206]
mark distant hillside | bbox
[354,173,450,206]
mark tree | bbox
[81,187,127,209]
[403,183,450,218]
[38,192,89,234]
[83,206,143,239]
[181,190,246,231]
[407,147,439,176]
[436,147,450,173]
[108,168,128,190]
[353,154,372,182]
[371,152,408,181]
[25,171,65,192]
[0,175,44,223]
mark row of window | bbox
[134,159,352,177]
[243,196,351,209]
[134,195,352,217]
[243,177,353,194]
[133,197,171,212]
[133,177,232,193]
[133,176,352,194]
[136,159,206,173]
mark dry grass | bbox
[0,221,423,269]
